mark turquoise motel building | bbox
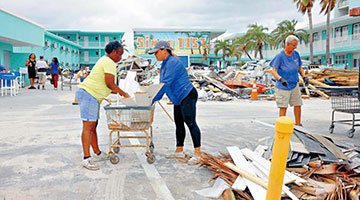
[264,0,360,69]
[133,28,226,67]
[0,8,124,73]
[49,30,124,69]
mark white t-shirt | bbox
[35,60,48,74]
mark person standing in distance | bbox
[25,53,37,89]
[270,35,309,126]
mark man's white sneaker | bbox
[82,158,99,170]
[93,152,109,162]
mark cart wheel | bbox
[113,147,120,153]
[110,155,120,164]
[346,129,355,138]
[146,154,155,164]
[329,124,335,134]
[149,143,155,153]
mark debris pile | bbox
[189,63,275,101]
[196,128,360,200]
[307,68,359,87]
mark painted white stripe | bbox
[127,134,175,200]
[252,120,275,128]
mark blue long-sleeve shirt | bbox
[152,55,194,105]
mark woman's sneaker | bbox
[93,152,109,162]
[82,158,99,170]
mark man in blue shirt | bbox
[270,35,308,126]
[150,41,202,159]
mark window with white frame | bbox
[334,26,348,41]
[353,23,360,40]
[313,32,319,41]
[335,55,347,64]
[353,53,360,69]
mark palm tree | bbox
[119,39,129,53]
[232,36,253,60]
[294,0,315,63]
[272,20,309,49]
[243,23,270,59]
[229,43,242,64]
[320,0,337,65]
[214,39,230,66]
[196,40,202,54]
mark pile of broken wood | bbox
[307,68,359,87]
[196,128,360,200]
[300,68,359,100]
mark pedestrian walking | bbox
[35,56,49,90]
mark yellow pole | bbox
[266,116,294,200]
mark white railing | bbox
[291,36,360,56]
[337,0,349,8]
[79,41,108,48]
[80,56,101,63]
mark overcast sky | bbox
[1,0,331,54]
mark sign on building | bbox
[134,31,211,55]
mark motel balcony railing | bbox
[265,35,360,59]
[80,57,101,63]
[78,41,110,48]
[337,0,349,8]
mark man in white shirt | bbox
[35,56,49,90]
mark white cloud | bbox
[0,0,332,54]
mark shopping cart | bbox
[329,89,360,138]
[104,105,156,164]
[60,70,74,90]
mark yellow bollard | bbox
[266,116,294,200]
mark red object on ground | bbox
[256,84,266,93]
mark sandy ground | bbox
[0,84,359,200]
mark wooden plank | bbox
[299,76,310,96]
[310,134,348,161]
[293,126,350,141]
[290,134,310,154]
[241,148,307,185]
[244,151,300,200]
[308,84,330,99]
[294,131,325,155]
[227,146,267,200]
[322,68,359,73]
[309,79,329,87]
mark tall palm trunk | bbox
[326,11,331,64]
[259,43,264,59]
[308,7,314,63]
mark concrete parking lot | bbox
[0,85,359,200]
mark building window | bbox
[95,36,98,40]
[78,36,81,39]
[334,26,348,41]
[67,36,71,39]
[313,32,319,42]
[353,54,360,69]
[113,37,117,40]
[335,55,347,64]
[96,51,99,55]
[353,23,360,40]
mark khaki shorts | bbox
[275,84,303,108]
[38,73,46,82]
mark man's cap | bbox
[148,41,172,54]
